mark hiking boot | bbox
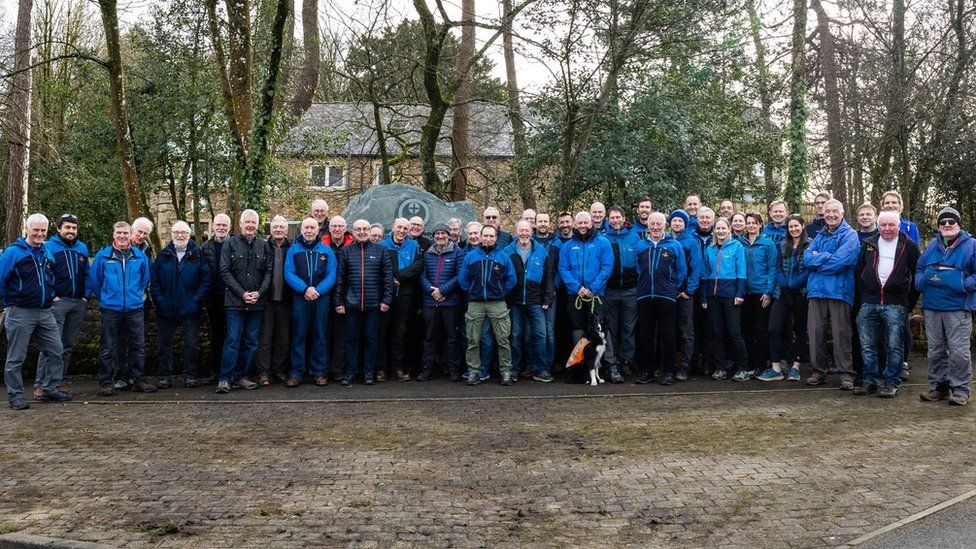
[183,376,199,388]
[920,389,949,402]
[215,381,230,394]
[285,377,300,388]
[156,377,172,390]
[132,379,158,393]
[417,369,433,382]
[675,365,689,382]
[98,384,114,397]
[395,370,411,382]
[804,374,828,386]
[314,376,329,386]
[660,372,676,386]
[234,378,258,390]
[839,379,855,391]
[901,362,910,382]
[500,372,513,386]
[466,372,481,386]
[787,367,802,381]
[949,393,970,406]
[853,382,878,396]
[732,370,751,382]
[375,371,387,382]
[878,384,898,398]
[533,371,554,383]
[9,398,29,410]
[635,371,654,385]
[711,370,728,381]
[757,368,784,382]
[38,390,73,402]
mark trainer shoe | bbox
[878,384,898,398]
[156,376,172,390]
[675,365,689,382]
[183,376,199,388]
[500,372,513,386]
[466,372,481,386]
[853,382,878,396]
[732,370,751,382]
[113,379,131,391]
[256,375,271,387]
[341,377,353,387]
[787,367,801,382]
[234,378,258,390]
[532,371,554,383]
[635,371,654,384]
[285,377,300,388]
[901,362,910,381]
[804,374,828,386]
[839,379,855,391]
[132,379,158,393]
[375,371,387,382]
[38,390,73,402]
[32,387,44,400]
[98,384,114,397]
[757,368,784,382]
[949,393,970,406]
[9,398,29,410]
[711,370,728,381]
[660,372,676,386]
[314,376,329,386]
[215,381,230,394]
[395,370,411,381]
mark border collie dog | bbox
[584,314,606,386]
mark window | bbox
[310,164,346,189]
[373,162,400,186]
[436,162,453,182]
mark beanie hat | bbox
[432,222,450,234]
[668,210,690,225]
[937,207,961,224]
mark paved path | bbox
[2,368,975,548]
[859,496,976,548]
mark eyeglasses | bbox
[939,219,958,227]
[484,215,498,220]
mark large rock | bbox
[341,183,478,232]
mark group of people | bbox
[2,192,974,411]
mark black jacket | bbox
[855,232,920,308]
[335,240,394,311]
[220,234,272,311]
[201,236,228,298]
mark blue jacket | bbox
[738,234,779,296]
[694,227,713,255]
[534,233,563,290]
[632,219,648,240]
[803,220,860,305]
[459,245,517,302]
[687,215,699,233]
[378,236,423,298]
[700,238,747,302]
[284,235,337,298]
[763,222,788,246]
[775,239,811,297]
[0,238,56,309]
[915,231,976,312]
[504,240,554,306]
[89,245,151,313]
[335,240,393,311]
[604,226,641,290]
[674,230,703,295]
[420,242,465,308]
[44,235,90,299]
[150,240,211,319]
[635,236,687,301]
[900,217,921,246]
[558,231,614,297]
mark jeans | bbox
[808,298,854,380]
[290,296,330,379]
[675,296,695,369]
[345,308,381,381]
[157,315,201,379]
[205,294,227,378]
[857,303,906,387]
[254,300,291,380]
[510,304,547,375]
[36,297,86,390]
[4,306,63,402]
[219,309,262,382]
[423,306,461,374]
[925,309,973,398]
[705,296,747,373]
[605,287,637,364]
[638,297,677,376]
[98,309,146,386]
[768,289,808,364]
[465,301,512,374]
[543,302,557,370]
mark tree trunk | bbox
[747,0,776,204]
[4,0,33,243]
[811,0,845,206]
[784,0,808,212]
[449,0,475,201]
[98,0,143,219]
[287,0,320,123]
[502,0,534,210]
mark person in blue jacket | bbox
[459,225,517,386]
[916,207,976,406]
[669,209,703,381]
[802,199,861,389]
[0,214,70,410]
[89,221,156,396]
[505,220,555,382]
[533,212,562,373]
[603,206,642,381]
[632,196,653,239]
[284,218,337,387]
[150,221,211,389]
[634,212,687,386]
[759,215,810,382]
[377,218,424,382]
[763,200,789,246]
[700,217,748,380]
[737,212,779,380]
[559,211,617,378]
[420,223,466,381]
[36,213,89,398]
[880,190,922,382]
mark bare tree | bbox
[502,0,534,209]
[4,0,33,243]
[811,0,845,205]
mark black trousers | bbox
[157,315,201,378]
[638,298,677,376]
[327,308,347,378]
[768,288,808,365]
[706,296,747,373]
[377,294,414,374]
[254,299,291,379]
[205,295,226,378]
[692,291,711,372]
[422,306,461,374]
[741,293,771,369]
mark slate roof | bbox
[279,102,516,159]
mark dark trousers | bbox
[115,301,150,381]
[327,309,347,378]
[675,296,695,369]
[692,291,711,371]
[706,296,747,373]
[99,309,146,385]
[638,297,677,376]
[205,294,227,378]
[568,297,616,368]
[157,315,201,379]
[377,294,414,374]
[345,308,381,381]
[741,293,771,369]
[254,299,291,380]
[422,306,461,375]
[768,289,808,364]
[290,296,330,379]
[554,291,573,371]
[808,298,854,379]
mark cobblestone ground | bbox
[2,374,976,548]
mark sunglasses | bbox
[484,215,499,220]
[939,219,958,227]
